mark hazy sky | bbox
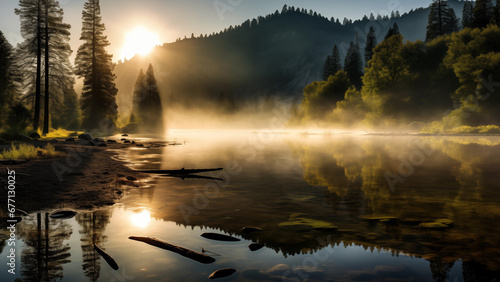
[0,0,433,62]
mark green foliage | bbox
[331,87,366,126]
[472,0,496,28]
[300,70,351,122]
[443,25,500,125]
[364,26,377,67]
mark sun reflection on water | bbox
[130,210,151,228]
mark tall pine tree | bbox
[472,0,495,28]
[132,64,163,133]
[15,0,73,133]
[462,1,474,28]
[384,22,401,40]
[75,0,118,131]
[344,35,363,89]
[364,26,377,67]
[322,45,342,81]
[426,0,458,41]
[15,0,43,131]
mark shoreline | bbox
[0,140,150,214]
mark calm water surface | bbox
[2,130,500,281]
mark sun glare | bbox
[130,209,151,229]
[121,27,160,61]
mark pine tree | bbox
[472,0,495,28]
[364,26,377,66]
[15,0,73,134]
[384,22,401,40]
[0,31,17,129]
[426,0,458,41]
[15,0,43,131]
[462,0,474,28]
[344,39,363,89]
[75,0,118,131]
[322,45,342,81]
[132,64,163,132]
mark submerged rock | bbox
[209,268,237,279]
[248,243,264,251]
[242,226,262,233]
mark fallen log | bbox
[137,168,223,175]
[129,236,216,264]
[94,244,119,270]
[201,232,241,242]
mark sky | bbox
[0,0,433,62]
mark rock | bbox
[248,243,264,251]
[50,210,77,219]
[94,137,104,142]
[97,142,108,147]
[29,132,41,139]
[107,139,117,143]
[131,141,136,144]
[78,133,93,141]
[123,140,131,144]
[136,144,144,147]
[126,176,137,181]
[121,138,127,141]
[121,134,128,136]
[266,264,291,276]
[65,138,75,142]
[209,268,237,279]
[80,140,96,146]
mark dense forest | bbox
[0,0,499,136]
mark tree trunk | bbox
[34,0,42,131]
[43,0,49,135]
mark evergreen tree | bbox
[472,0,495,28]
[462,0,474,28]
[132,64,163,132]
[15,0,73,134]
[0,31,17,129]
[426,0,458,41]
[322,45,342,81]
[364,26,377,66]
[344,38,363,89]
[15,0,43,131]
[75,0,118,131]
[384,22,401,40]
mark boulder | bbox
[29,132,41,139]
[78,133,94,141]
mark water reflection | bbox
[76,209,112,281]
[130,210,151,228]
[2,133,500,281]
[7,213,72,281]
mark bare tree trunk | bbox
[43,0,49,135]
[34,0,42,131]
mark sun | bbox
[121,27,160,61]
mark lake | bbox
[2,130,500,281]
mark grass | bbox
[0,143,65,160]
[40,128,82,139]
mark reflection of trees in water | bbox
[17,213,72,281]
[287,136,500,280]
[76,209,112,282]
